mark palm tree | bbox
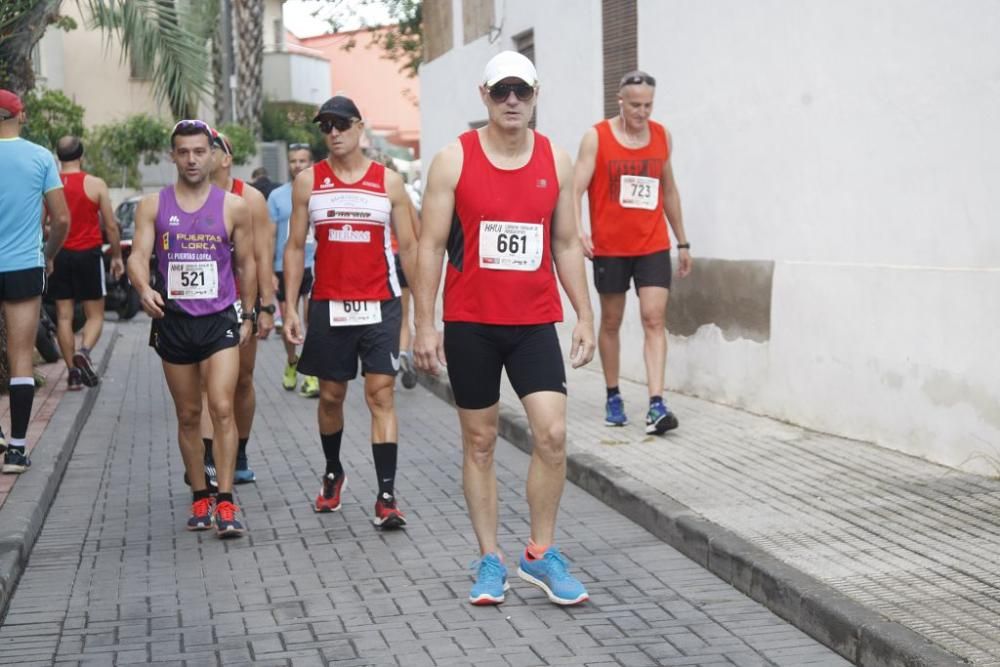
[232,0,263,137]
[0,0,62,92]
[84,0,217,119]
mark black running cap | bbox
[313,95,361,122]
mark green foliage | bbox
[261,101,326,159]
[318,0,422,77]
[84,1,214,119]
[216,123,257,166]
[20,89,85,148]
[85,114,171,189]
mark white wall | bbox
[420,0,1000,474]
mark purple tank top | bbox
[154,185,237,316]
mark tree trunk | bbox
[0,0,62,93]
[212,15,227,124]
[232,0,263,138]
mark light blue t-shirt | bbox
[268,182,315,272]
[0,137,62,272]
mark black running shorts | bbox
[443,322,567,410]
[149,307,240,365]
[593,250,672,293]
[0,267,46,302]
[275,268,314,303]
[48,246,105,301]
[298,297,402,381]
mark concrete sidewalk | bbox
[420,363,998,666]
[0,323,118,617]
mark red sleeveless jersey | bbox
[230,178,245,196]
[61,172,103,251]
[587,119,671,256]
[309,160,399,301]
[444,130,563,325]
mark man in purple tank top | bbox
[126,120,257,538]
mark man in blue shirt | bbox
[0,89,71,473]
[268,144,318,396]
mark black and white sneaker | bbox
[2,447,31,474]
[73,349,99,387]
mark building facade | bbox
[420,0,1000,474]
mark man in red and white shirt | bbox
[283,96,417,528]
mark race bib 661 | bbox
[478,220,543,271]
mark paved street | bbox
[0,318,846,666]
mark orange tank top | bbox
[586,119,671,257]
[61,172,103,251]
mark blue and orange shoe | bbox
[213,500,245,538]
[186,496,213,531]
[469,553,509,605]
[517,546,589,606]
[645,399,679,435]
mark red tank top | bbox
[586,119,671,256]
[230,178,245,196]
[444,130,562,325]
[309,160,399,301]
[61,172,103,251]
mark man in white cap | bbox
[413,52,595,606]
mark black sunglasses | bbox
[318,117,356,134]
[620,73,656,88]
[488,82,536,103]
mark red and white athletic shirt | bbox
[444,130,563,326]
[309,159,399,301]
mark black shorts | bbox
[149,307,240,365]
[443,322,567,410]
[275,268,314,303]
[298,297,402,381]
[593,250,672,293]
[394,254,408,289]
[48,246,105,301]
[0,267,46,302]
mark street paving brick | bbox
[501,356,1000,663]
[0,319,845,666]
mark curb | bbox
[417,371,968,667]
[0,323,119,621]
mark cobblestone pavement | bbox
[498,359,1000,665]
[0,319,846,666]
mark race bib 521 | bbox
[167,261,219,300]
[478,221,543,271]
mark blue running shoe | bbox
[469,553,509,605]
[234,454,256,484]
[2,447,31,474]
[604,393,628,426]
[645,399,679,435]
[517,547,589,606]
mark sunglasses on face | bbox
[488,82,536,103]
[318,117,356,134]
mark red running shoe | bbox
[314,473,346,513]
[186,497,213,531]
[213,500,245,538]
[373,492,407,529]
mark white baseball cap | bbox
[482,51,538,88]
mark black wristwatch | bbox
[677,243,691,250]
[241,309,257,324]
[258,303,276,315]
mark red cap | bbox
[0,90,23,118]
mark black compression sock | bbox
[321,430,344,477]
[372,442,398,496]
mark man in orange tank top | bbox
[414,52,596,607]
[573,71,692,435]
[49,136,124,390]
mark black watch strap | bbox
[677,243,691,250]
[258,303,276,315]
